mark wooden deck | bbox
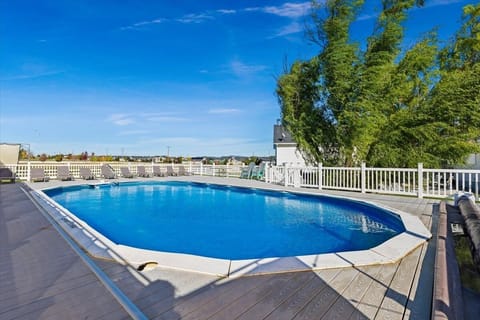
[0,183,130,319]
[2,179,438,319]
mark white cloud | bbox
[1,70,64,81]
[118,130,149,136]
[121,2,313,31]
[0,63,65,81]
[177,13,214,24]
[121,2,312,31]
[134,19,164,26]
[273,21,303,37]
[230,60,267,77]
[147,116,189,122]
[120,18,166,30]
[208,108,241,114]
[139,112,189,122]
[217,9,236,14]
[247,2,311,18]
[426,0,462,7]
[107,114,135,126]
[357,13,378,21]
[355,0,462,22]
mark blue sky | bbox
[0,0,473,157]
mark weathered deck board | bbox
[205,273,296,320]
[235,271,316,320]
[375,245,423,319]
[0,183,130,319]
[179,273,277,320]
[404,216,436,318]
[263,268,342,320]
[331,267,381,319]
[292,267,361,319]
[349,263,398,319]
[323,265,383,320]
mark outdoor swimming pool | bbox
[44,181,406,260]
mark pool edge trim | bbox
[31,179,432,277]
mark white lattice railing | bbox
[3,161,247,181]
[265,163,480,200]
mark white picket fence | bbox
[4,161,246,181]
[265,163,480,200]
[4,161,479,200]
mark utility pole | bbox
[167,146,171,157]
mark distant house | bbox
[464,152,480,169]
[0,143,20,166]
[454,138,480,170]
[273,125,306,166]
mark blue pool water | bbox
[44,181,405,260]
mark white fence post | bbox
[200,162,203,176]
[27,161,31,182]
[284,164,289,187]
[361,162,366,193]
[318,163,323,190]
[213,163,216,177]
[418,163,424,198]
[294,168,300,188]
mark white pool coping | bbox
[31,179,432,277]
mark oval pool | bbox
[44,181,405,260]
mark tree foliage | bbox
[276,1,480,168]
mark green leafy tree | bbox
[428,4,480,166]
[367,33,439,167]
[277,59,335,164]
[19,148,33,160]
[345,0,419,164]
[243,156,259,165]
[277,0,480,168]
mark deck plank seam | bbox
[179,274,278,320]
[244,273,318,320]
[401,242,428,319]
[345,265,384,319]
[372,261,402,319]
[239,269,344,320]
